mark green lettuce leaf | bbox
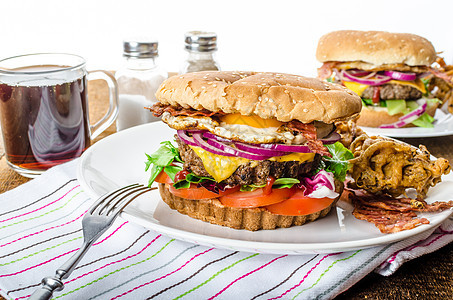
[362,99,386,107]
[411,112,435,128]
[421,78,431,96]
[386,99,406,115]
[145,141,183,187]
[322,142,354,181]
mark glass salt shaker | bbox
[180,31,220,74]
[115,39,167,131]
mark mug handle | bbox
[87,70,119,139]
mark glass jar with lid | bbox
[180,31,220,74]
[115,38,167,131]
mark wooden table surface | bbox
[0,80,452,299]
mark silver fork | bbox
[29,183,155,300]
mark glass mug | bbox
[0,53,119,178]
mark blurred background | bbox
[2,0,452,76]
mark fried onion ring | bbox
[348,134,451,198]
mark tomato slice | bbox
[154,170,173,184]
[169,184,220,199]
[219,187,295,208]
[168,184,240,200]
[265,189,335,216]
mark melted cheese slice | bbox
[189,145,315,182]
[221,113,283,128]
[343,81,369,97]
[343,79,427,97]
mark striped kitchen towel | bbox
[0,160,452,300]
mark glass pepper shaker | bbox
[115,39,167,131]
[180,31,220,74]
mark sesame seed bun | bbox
[316,30,437,67]
[155,71,362,124]
[356,102,439,128]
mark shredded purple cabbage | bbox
[301,170,335,196]
[198,181,230,194]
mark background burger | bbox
[316,30,452,128]
[145,71,362,231]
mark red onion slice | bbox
[383,70,417,81]
[379,119,412,129]
[341,70,391,86]
[257,143,312,153]
[348,69,373,77]
[379,100,427,128]
[319,132,341,144]
[191,133,236,157]
[193,133,274,160]
[203,135,274,160]
[203,131,233,143]
[177,130,198,146]
[234,142,287,157]
[399,100,427,121]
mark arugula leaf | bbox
[145,141,182,187]
[240,178,300,192]
[173,173,216,189]
[322,142,354,181]
[147,165,163,187]
[272,178,300,189]
[172,179,191,189]
[240,185,261,192]
[164,165,183,182]
[186,173,215,183]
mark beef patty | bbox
[176,137,321,186]
[362,83,423,100]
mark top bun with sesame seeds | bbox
[316,30,437,68]
[154,71,362,124]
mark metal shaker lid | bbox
[123,39,159,58]
[184,31,217,52]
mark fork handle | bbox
[29,241,92,300]
[29,276,64,300]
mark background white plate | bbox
[362,109,453,138]
[77,122,453,254]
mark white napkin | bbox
[0,160,452,300]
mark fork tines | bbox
[89,184,153,217]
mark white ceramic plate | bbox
[77,122,453,254]
[362,109,453,138]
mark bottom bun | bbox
[158,183,342,231]
[356,102,438,128]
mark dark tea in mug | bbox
[0,53,119,177]
[0,66,90,172]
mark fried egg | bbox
[161,112,298,144]
[162,112,335,144]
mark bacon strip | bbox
[346,188,453,234]
[428,67,452,83]
[317,62,337,79]
[148,102,224,118]
[286,120,331,157]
